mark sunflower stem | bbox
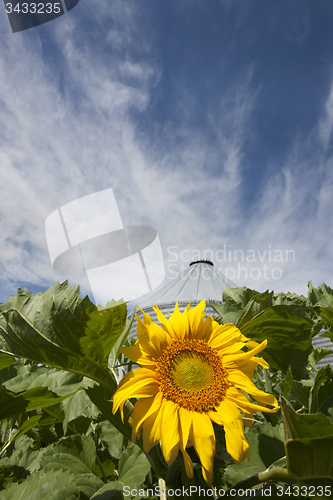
[221,467,298,497]
[309,362,318,373]
[96,454,108,483]
[263,368,272,394]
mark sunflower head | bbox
[113,300,279,486]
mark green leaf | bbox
[239,304,317,380]
[0,353,15,371]
[73,473,105,498]
[211,287,316,379]
[309,365,333,413]
[3,363,93,395]
[0,385,80,421]
[85,384,133,441]
[289,379,312,408]
[118,443,151,489]
[2,413,58,451]
[93,459,115,478]
[91,482,124,499]
[97,298,127,311]
[0,283,127,391]
[210,286,306,326]
[61,387,98,435]
[281,398,333,486]
[108,310,135,373]
[307,282,333,333]
[2,363,99,435]
[275,372,312,409]
[307,282,333,308]
[233,290,275,329]
[282,367,292,399]
[100,421,124,460]
[41,435,97,473]
[0,468,80,499]
[308,347,333,366]
[224,423,285,487]
[43,453,93,475]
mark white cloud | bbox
[318,83,333,150]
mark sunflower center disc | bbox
[172,354,214,391]
[156,339,229,413]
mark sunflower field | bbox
[0,282,332,499]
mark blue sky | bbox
[1,0,333,304]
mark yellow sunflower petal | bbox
[215,341,247,355]
[228,369,279,409]
[222,340,268,367]
[120,343,156,369]
[193,315,214,341]
[142,409,162,453]
[210,399,250,464]
[187,300,206,339]
[209,322,242,345]
[160,400,180,465]
[136,314,171,358]
[256,357,270,369]
[112,368,159,420]
[226,386,278,415]
[152,305,175,337]
[141,394,164,453]
[167,301,189,340]
[178,407,194,477]
[245,340,260,349]
[189,412,215,486]
[130,391,164,441]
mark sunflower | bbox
[113,300,279,485]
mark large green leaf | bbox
[210,286,306,326]
[62,388,99,435]
[3,362,93,395]
[0,468,80,499]
[275,368,312,409]
[307,282,333,332]
[307,282,333,308]
[85,384,133,441]
[239,305,317,379]
[42,434,97,472]
[118,443,151,489]
[308,347,333,366]
[0,283,127,391]
[309,365,333,414]
[101,421,124,460]
[0,353,15,372]
[108,310,135,377]
[1,361,101,435]
[91,482,124,499]
[281,398,333,486]
[289,379,312,409]
[0,385,80,421]
[210,287,316,379]
[90,445,151,499]
[1,413,59,453]
[38,434,105,497]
